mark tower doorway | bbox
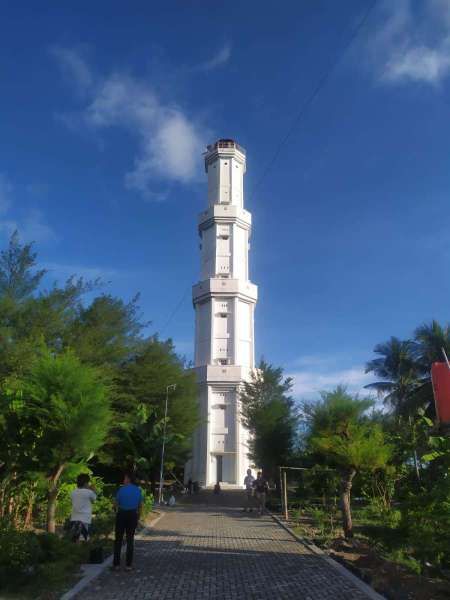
[216,455,223,482]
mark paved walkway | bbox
[76,497,377,600]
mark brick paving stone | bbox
[76,499,375,600]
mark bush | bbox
[0,520,87,595]
[0,521,42,579]
[401,492,450,570]
[310,506,338,544]
[141,491,154,519]
[37,532,74,562]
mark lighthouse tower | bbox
[188,139,258,488]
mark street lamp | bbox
[158,383,177,505]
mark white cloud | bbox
[53,49,210,199]
[0,175,55,244]
[195,43,232,71]
[287,354,375,400]
[20,210,57,243]
[289,367,373,398]
[50,45,94,94]
[0,209,56,244]
[369,0,450,85]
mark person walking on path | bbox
[253,471,269,516]
[113,471,143,571]
[243,469,255,512]
[70,473,96,541]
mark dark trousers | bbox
[113,509,138,566]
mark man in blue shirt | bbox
[112,471,143,570]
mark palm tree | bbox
[405,320,450,422]
[414,320,450,372]
[364,337,421,415]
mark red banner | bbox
[431,362,450,424]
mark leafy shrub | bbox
[0,521,42,579]
[37,532,74,562]
[141,491,154,519]
[290,507,302,524]
[385,548,422,575]
[401,491,450,570]
[310,506,337,543]
[0,521,87,595]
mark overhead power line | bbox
[158,3,378,339]
[159,283,191,337]
[250,0,378,201]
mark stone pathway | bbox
[76,500,378,600]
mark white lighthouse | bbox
[186,139,258,488]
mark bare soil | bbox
[289,519,450,600]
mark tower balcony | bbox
[194,364,254,384]
[198,204,251,232]
[192,278,258,305]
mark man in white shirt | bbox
[70,473,96,541]
[243,469,255,512]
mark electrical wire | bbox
[158,2,378,337]
[250,0,378,201]
[158,283,191,336]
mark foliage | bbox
[1,348,112,531]
[305,387,391,473]
[56,475,114,526]
[0,519,42,577]
[304,386,391,538]
[107,338,198,483]
[365,337,421,415]
[240,359,298,481]
[141,490,154,519]
[296,466,340,506]
[0,231,46,302]
[0,519,86,596]
[0,231,196,593]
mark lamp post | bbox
[158,384,177,505]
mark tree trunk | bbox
[24,487,36,529]
[340,468,356,539]
[47,465,65,533]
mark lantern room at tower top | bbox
[185,138,257,488]
[204,139,247,209]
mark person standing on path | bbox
[253,471,269,516]
[70,473,96,541]
[113,472,143,571]
[243,469,255,512]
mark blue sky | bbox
[1,0,450,399]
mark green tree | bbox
[105,338,198,487]
[3,349,111,532]
[0,231,46,302]
[365,337,423,480]
[305,386,391,538]
[414,320,450,369]
[65,294,146,369]
[365,337,420,415]
[240,360,298,482]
